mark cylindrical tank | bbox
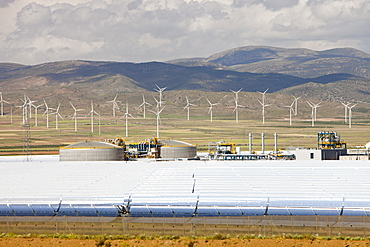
[159,140,196,159]
[60,141,125,161]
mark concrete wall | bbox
[295,149,322,161]
[295,149,347,161]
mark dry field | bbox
[0,112,369,155]
[1,237,370,247]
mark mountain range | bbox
[1,46,370,104]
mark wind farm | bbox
[0,89,369,156]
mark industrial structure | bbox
[317,131,347,149]
[60,141,125,161]
[296,131,348,160]
[59,132,367,162]
[60,138,197,161]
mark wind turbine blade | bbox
[158,106,165,114]
[153,96,159,103]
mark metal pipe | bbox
[274,133,277,154]
[249,133,252,154]
[261,133,265,154]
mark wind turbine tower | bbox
[257,89,269,124]
[70,102,84,132]
[87,101,99,133]
[107,94,119,117]
[340,102,351,123]
[33,103,44,127]
[306,101,321,127]
[18,95,29,126]
[52,103,63,130]
[183,96,196,121]
[206,98,219,122]
[119,102,134,137]
[313,102,321,121]
[149,107,165,138]
[348,103,357,128]
[0,92,10,117]
[292,95,301,116]
[139,94,151,118]
[43,99,54,129]
[231,88,243,123]
[26,96,37,119]
[154,84,167,108]
[284,101,295,126]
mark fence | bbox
[1,215,370,237]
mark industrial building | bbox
[59,138,197,161]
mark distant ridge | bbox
[0,46,369,104]
[169,46,370,79]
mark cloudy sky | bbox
[1,0,369,65]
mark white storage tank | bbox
[60,141,125,161]
[159,140,197,159]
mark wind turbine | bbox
[292,95,301,116]
[119,102,134,137]
[340,102,351,123]
[257,88,269,124]
[26,96,37,119]
[206,98,219,122]
[42,99,54,129]
[33,103,44,127]
[348,103,357,128]
[139,94,151,118]
[313,102,321,121]
[306,101,321,127]
[149,107,165,138]
[153,96,159,111]
[52,103,63,130]
[87,101,99,133]
[107,94,119,117]
[0,92,10,117]
[154,84,167,108]
[231,88,243,123]
[17,95,29,125]
[70,102,84,132]
[183,96,196,121]
[284,101,295,126]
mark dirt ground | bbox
[1,238,370,247]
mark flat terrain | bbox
[1,237,370,247]
[0,111,369,155]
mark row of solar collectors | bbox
[129,206,370,217]
[2,204,370,217]
[0,204,121,217]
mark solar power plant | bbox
[1,155,370,217]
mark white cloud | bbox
[0,0,369,64]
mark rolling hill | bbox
[0,46,369,106]
[170,46,370,79]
